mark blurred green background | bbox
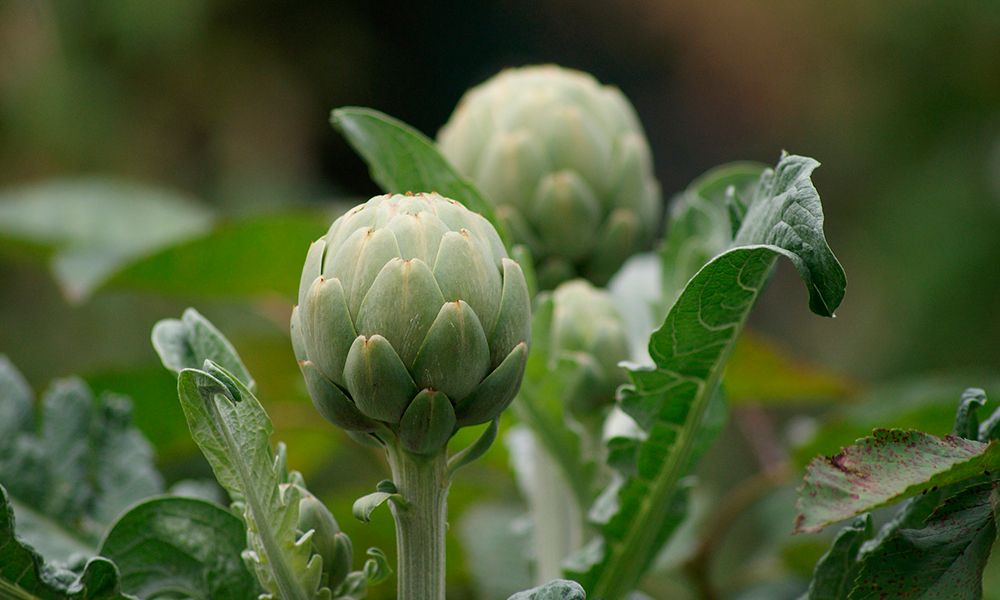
[1,1,998,598]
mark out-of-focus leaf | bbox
[794,430,1000,533]
[849,481,999,600]
[0,179,212,301]
[103,210,334,299]
[330,107,506,246]
[0,358,163,562]
[801,515,873,600]
[458,503,533,600]
[0,484,133,600]
[99,496,259,600]
[567,154,846,599]
[507,579,587,600]
[792,375,1000,468]
[659,162,765,312]
[725,332,855,405]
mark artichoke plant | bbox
[547,279,630,417]
[291,192,531,455]
[438,64,662,288]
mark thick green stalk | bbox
[385,444,449,600]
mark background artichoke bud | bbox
[549,279,630,416]
[296,486,353,590]
[293,193,531,454]
[438,65,662,288]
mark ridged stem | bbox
[385,444,449,600]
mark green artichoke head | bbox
[292,193,531,455]
[548,279,630,415]
[438,65,662,288]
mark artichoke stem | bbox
[385,443,449,600]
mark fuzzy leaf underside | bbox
[330,107,506,247]
[99,496,259,600]
[569,154,846,599]
[849,481,1000,600]
[507,579,587,600]
[0,484,133,600]
[794,430,1000,533]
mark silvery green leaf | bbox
[507,579,587,599]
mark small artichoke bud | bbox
[297,488,352,589]
[438,65,662,288]
[549,279,630,415]
[294,193,531,452]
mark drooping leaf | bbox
[0,178,213,302]
[794,430,1000,534]
[568,153,846,599]
[849,481,1000,600]
[507,579,587,600]
[330,107,506,246]
[352,481,405,523]
[0,484,134,600]
[801,515,873,600]
[0,358,163,563]
[99,496,259,600]
[104,210,334,299]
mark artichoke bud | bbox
[296,487,352,590]
[439,65,662,288]
[294,193,531,452]
[549,279,630,415]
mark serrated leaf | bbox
[99,496,259,600]
[330,107,506,246]
[174,364,319,600]
[104,211,333,299]
[849,481,999,600]
[794,430,1000,533]
[0,358,163,562]
[1,484,134,600]
[507,579,587,600]
[569,153,846,599]
[801,515,873,600]
[0,178,212,302]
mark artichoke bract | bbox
[292,192,531,454]
[548,279,629,416]
[438,65,662,288]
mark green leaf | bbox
[0,359,163,562]
[447,419,500,478]
[174,363,320,600]
[0,178,212,302]
[658,162,765,312]
[801,515,873,600]
[352,481,406,523]
[104,210,333,299]
[152,307,255,391]
[1,484,134,600]
[507,579,587,600]
[794,430,1000,533]
[568,153,846,599]
[330,107,506,246]
[849,481,999,600]
[99,496,259,600]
